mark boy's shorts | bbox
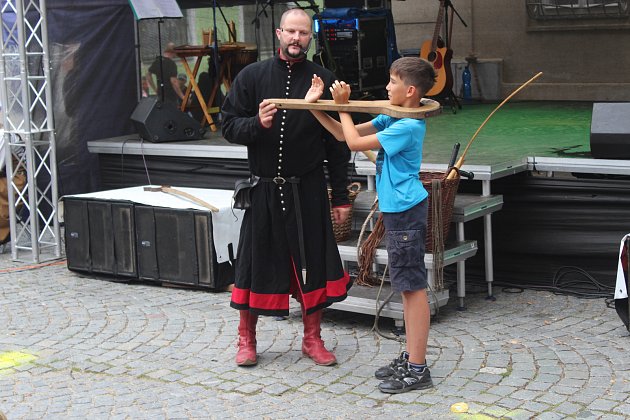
[382,199,428,293]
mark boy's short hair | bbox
[390,57,436,97]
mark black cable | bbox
[462,264,615,300]
[139,138,152,186]
[214,1,236,42]
[486,265,615,299]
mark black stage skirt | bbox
[230,166,352,316]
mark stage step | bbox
[335,228,477,320]
[350,189,503,230]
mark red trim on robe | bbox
[232,286,288,311]
[290,259,350,309]
[230,286,250,305]
[231,271,351,312]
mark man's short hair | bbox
[390,57,436,97]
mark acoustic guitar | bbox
[420,0,453,97]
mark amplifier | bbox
[315,15,389,93]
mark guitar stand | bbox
[433,90,461,114]
[442,0,466,114]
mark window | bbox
[527,0,629,20]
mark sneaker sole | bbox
[378,380,434,394]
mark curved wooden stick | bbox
[446,71,543,179]
[143,186,219,212]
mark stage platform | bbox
[87,100,630,293]
[89,101,628,180]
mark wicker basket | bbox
[329,182,361,243]
[421,171,460,252]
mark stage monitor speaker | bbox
[130,97,205,143]
[590,102,630,159]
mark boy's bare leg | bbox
[402,289,430,364]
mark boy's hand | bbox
[330,80,351,104]
[305,74,324,103]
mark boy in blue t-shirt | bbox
[305,57,436,393]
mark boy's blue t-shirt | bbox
[373,114,428,213]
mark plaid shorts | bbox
[382,199,428,292]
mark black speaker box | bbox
[135,206,229,288]
[64,198,137,277]
[130,97,205,143]
[590,102,630,159]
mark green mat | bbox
[423,101,593,166]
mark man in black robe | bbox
[222,8,352,367]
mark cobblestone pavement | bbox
[0,253,629,419]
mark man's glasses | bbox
[279,28,311,38]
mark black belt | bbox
[257,175,307,283]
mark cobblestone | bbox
[1,254,629,419]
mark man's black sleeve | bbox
[221,71,266,146]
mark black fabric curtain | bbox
[47,0,137,196]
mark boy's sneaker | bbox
[374,352,408,380]
[378,363,433,394]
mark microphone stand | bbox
[253,0,277,52]
[443,0,467,49]
[157,18,166,102]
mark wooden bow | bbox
[446,71,543,179]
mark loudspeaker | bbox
[590,103,630,159]
[135,205,228,288]
[64,198,137,277]
[130,97,205,143]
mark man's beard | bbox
[283,43,307,60]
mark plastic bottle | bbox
[462,65,472,101]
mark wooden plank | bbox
[267,98,442,119]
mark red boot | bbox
[235,310,258,366]
[302,309,337,366]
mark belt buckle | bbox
[272,176,286,185]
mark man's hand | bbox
[305,74,324,103]
[258,99,277,129]
[330,80,351,104]
[332,206,351,225]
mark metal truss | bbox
[0,0,60,262]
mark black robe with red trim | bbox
[222,55,352,316]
